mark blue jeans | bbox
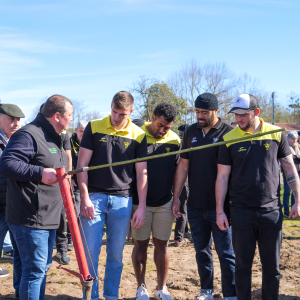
[230,207,283,300]
[9,224,56,300]
[283,173,297,212]
[187,207,236,298]
[80,193,132,300]
[0,211,13,253]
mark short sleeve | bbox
[135,133,147,159]
[277,132,292,159]
[80,122,94,150]
[180,132,189,159]
[63,133,71,151]
[218,138,232,165]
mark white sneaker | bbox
[154,286,173,300]
[195,293,213,300]
[136,284,149,300]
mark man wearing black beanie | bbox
[172,93,236,300]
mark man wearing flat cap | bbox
[173,93,236,300]
[216,93,300,299]
[0,104,25,279]
[0,95,73,299]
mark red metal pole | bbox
[56,167,94,298]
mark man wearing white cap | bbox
[216,94,300,299]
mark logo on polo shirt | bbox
[49,148,57,153]
[192,137,197,143]
[213,138,219,143]
[165,147,170,153]
[264,143,270,150]
[124,142,130,149]
[238,147,247,152]
[100,137,107,142]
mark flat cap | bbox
[0,104,25,118]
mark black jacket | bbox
[0,141,7,212]
[0,113,67,229]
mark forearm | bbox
[0,157,43,182]
[215,175,229,214]
[77,172,89,201]
[173,164,188,200]
[281,155,300,202]
[136,172,147,208]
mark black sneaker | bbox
[56,251,71,265]
[3,250,13,259]
[67,239,74,251]
[284,211,290,217]
[0,267,9,277]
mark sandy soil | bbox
[1,229,300,300]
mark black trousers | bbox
[174,197,189,242]
[231,207,283,300]
[67,188,81,241]
[56,206,67,253]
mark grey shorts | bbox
[132,200,175,241]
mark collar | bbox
[0,129,8,146]
[34,113,62,142]
[237,117,265,136]
[143,122,170,141]
[105,115,131,133]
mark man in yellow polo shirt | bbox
[216,93,300,299]
[77,91,148,300]
[132,103,180,300]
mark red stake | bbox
[56,167,95,299]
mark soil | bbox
[1,231,300,300]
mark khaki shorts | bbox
[132,200,175,241]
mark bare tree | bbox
[168,60,236,123]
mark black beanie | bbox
[195,93,218,110]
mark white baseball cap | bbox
[228,94,259,115]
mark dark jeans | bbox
[10,230,22,297]
[67,188,81,241]
[9,224,56,300]
[230,207,283,300]
[282,172,297,212]
[174,197,189,242]
[187,206,236,297]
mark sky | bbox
[0,0,299,123]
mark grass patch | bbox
[58,280,65,284]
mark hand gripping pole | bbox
[56,167,95,300]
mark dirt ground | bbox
[1,222,300,300]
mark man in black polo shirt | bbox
[77,91,148,300]
[131,103,180,300]
[216,94,300,299]
[173,93,236,300]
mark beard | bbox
[197,114,215,128]
[239,119,255,131]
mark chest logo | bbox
[49,148,57,154]
[124,142,130,149]
[213,138,219,143]
[192,137,197,143]
[238,147,247,152]
[264,143,270,150]
[100,137,107,142]
[165,147,170,153]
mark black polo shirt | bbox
[132,123,181,207]
[80,115,147,196]
[181,118,233,210]
[218,118,291,211]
